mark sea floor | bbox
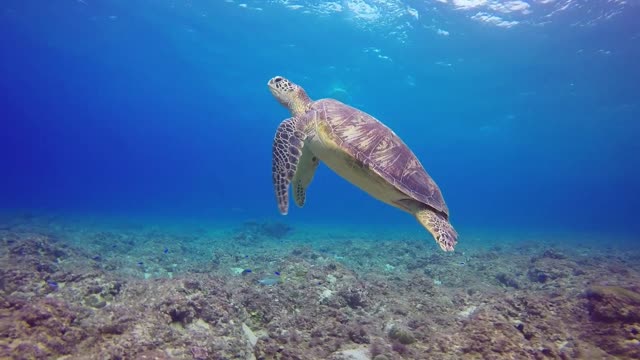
[1,213,639,360]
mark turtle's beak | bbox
[268,76,284,90]
[267,77,279,98]
[268,76,290,103]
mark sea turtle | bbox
[268,76,458,251]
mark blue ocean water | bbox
[1,0,639,239]
[4,3,640,359]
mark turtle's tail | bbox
[415,209,458,252]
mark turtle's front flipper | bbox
[415,209,458,252]
[272,116,311,215]
[292,148,320,208]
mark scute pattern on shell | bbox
[312,99,448,216]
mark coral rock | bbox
[587,285,640,323]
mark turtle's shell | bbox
[310,99,449,217]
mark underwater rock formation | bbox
[587,285,640,323]
[233,220,294,244]
[583,285,640,359]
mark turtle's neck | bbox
[289,90,312,117]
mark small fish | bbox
[244,255,249,258]
[137,261,144,267]
[242,269,252,274]
[92,255,101,261]
[163,247,169,254]
[47,280,58,289]
[459,261,466,266]
[274,271,280,276]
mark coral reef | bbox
[0,217,639,359]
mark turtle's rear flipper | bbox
[272,116,310,215]
[415,209,458,252]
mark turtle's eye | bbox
[275,77,283,83]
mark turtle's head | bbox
[268,76,312,117]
